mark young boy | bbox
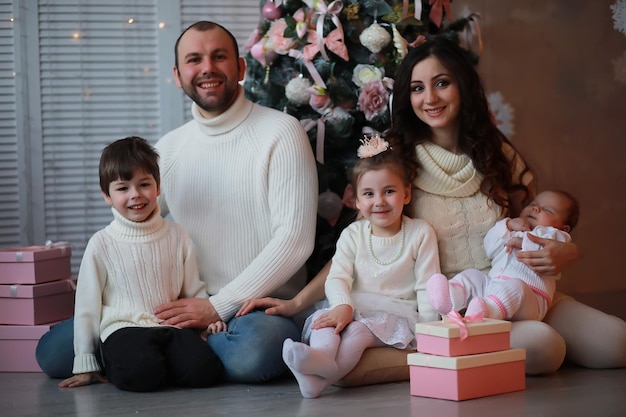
[59,136,224,392]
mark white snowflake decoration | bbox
[612,51,626,85]
[487,91,515,138]
[611,0,626,36]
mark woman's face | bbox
[409,56,461,134]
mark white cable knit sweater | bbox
[72,207,205,374]
[412,142,530,278]
[155,86,318,321]
[325,217,441,322]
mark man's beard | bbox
[183,80,238,115]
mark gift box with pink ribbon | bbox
[407,348,526,401]
[409,312,525,400]
[415,312,512,357]
[0,244,72,285]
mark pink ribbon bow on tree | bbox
[304,0,347,61]
[402,0,423,20]
[303,29,348,61]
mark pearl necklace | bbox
[367,221,405,266]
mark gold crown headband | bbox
[356,133,392,159]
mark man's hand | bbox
[311,304,354,334]
[155,298,220,329]
[58,372,107,388]
[516,233,579,275]
[236,297,299,317]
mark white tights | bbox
[283,319,385,398]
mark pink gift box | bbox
[415,318,511,357]
[0,245,72,284]
[0,322,59,372]
[408,348,526,401]
[0,279,75,325]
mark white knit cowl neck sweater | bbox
[412,142,502,277]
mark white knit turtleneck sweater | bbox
[72,207,205,374]
[155,86,318,321]
[412,142,500,277]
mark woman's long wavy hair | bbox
[386,36,532,211]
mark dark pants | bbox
[101,327,223,392]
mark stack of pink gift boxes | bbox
[0,244,76,372]
[408,316,526,401]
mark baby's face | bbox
[520,191,571,231]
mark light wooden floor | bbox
[2,365,626,417]
[3,292,625,417]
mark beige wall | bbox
[458,0,626,295]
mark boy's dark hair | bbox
[99,136,159,196]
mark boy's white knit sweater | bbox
[72,207,205,374]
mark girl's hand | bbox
[58,372,107,388]
[312,304,354,334]
[516,234,579,275]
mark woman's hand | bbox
[58,372,107,388]
[311,304,354,334]
[516,233,579,275]
[236,297,299,317]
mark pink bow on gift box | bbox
[444,310,483,340]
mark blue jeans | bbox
[36,311,300,383]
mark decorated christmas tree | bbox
[243,0,481,277]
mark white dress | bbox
[303,217,440,349]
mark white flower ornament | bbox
[357,134,391,158]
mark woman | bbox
[239,37,626,381]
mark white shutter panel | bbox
[38,0,160,272]
[0,1,18,247]
[4,0,260,273]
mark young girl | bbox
[281,135,440,398]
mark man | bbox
[36,21,318,383]
[153,21,318,382]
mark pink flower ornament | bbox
[357,80,390,121]
[266,19,298,55]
